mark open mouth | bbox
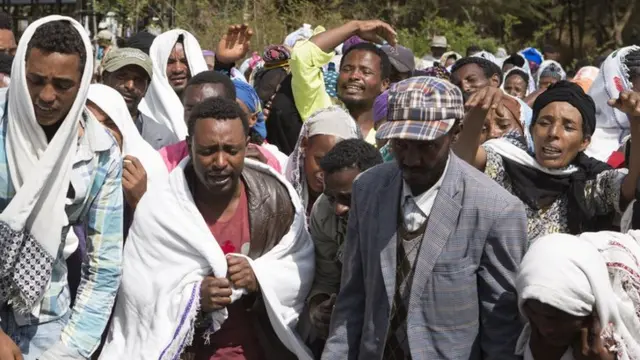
[540,145,562,158]
[343,83,364,94]
[208,174,231,187]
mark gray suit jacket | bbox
[321,154,527,360]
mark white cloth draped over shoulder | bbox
[87,84,168,186]
[585,46,640,162]
[515,232,640,360]
[0,15,93,315]
[99,158,314,360]
[139,29,208,142]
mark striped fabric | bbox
[376,76,465,141]
[0,109,123,357]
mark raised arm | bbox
[453,87,505,171]
[611,91,640,209]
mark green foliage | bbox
[398,17,499,57]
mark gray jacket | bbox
[321,154,527,360]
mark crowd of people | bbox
[0,9,638,360]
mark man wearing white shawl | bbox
[100,97,314,360]
[516,232,640,360]
[0,17,124,360]
[138,29,208,149]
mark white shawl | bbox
[100,158,314,359]
[516,232,640,360]
[87,84,168,186]
[0,15,93,314]
[139,29,208,142]
[585,46,640,162]
[536,60,566,88]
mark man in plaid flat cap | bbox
[322,76,527,360]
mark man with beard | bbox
[290,20,395,146]
[322,77,527,360]
[99,97,314,359]
[0,17,123,360]
[304,139,382,355]
[451,56,502,100]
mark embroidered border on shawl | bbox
[159,282,200,360]
[0,221,55,314]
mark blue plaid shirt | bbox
[0,98,123,357]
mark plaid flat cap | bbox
[376,76,465,141]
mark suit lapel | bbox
[408,154,463,307]
[378,166,403,309]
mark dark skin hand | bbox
[227,255,258,293]
[122,155,147,210]
[310,20,397,54]
[0,330,22,360]
[609,91,640,208]
[573,315,616,360]
[452,86,504,170]
[309,293,336,339]
[200,276,232,312]
[216,24,254,64]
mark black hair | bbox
[0,12,12,30]
[451,56,502,84]
[27,20,86,70]
[319,139,383,175]
[116,36,126,48]
[187,97,249,137]
[340,42,391,81]
[466,45,481,57]
[566,70,577,79]
[625,49,640,83]
[505,68,529,84]
[503,53,525,68]
[126,31,156,55]
[186,70,236,100]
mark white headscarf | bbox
[0,15,94,314]
[87,84,168,186]
[502,67,533,97]
[585,46,640,162]
[536,59,566,89]
[472,50,500,67]
[515,233,640,360]
[284,106,361,210]
[139,29,207,142]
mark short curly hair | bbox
[27,20,86,71]
[451,56,502,85]
[187,97,249,137]
[340,42,391,81]
[319,139,383,175]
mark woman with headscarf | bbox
[586,46,640,162]
[537,60,566,89]
[253,44,291,107]
[503,68,531,99]
[439,51,462,68]
[515,232,640,360]
[233,78,288,171]
[285,106,361,214]
[454,81,640,241]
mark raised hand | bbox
[608,90,640,118]
[354,20,397,47]
[216,24,254,64]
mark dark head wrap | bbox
[415,65,450,81]
[125,31,156,55]
[532,80,596,137]
[503,80,612,235]
[262,45,291,65]
[503,53,526,68]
